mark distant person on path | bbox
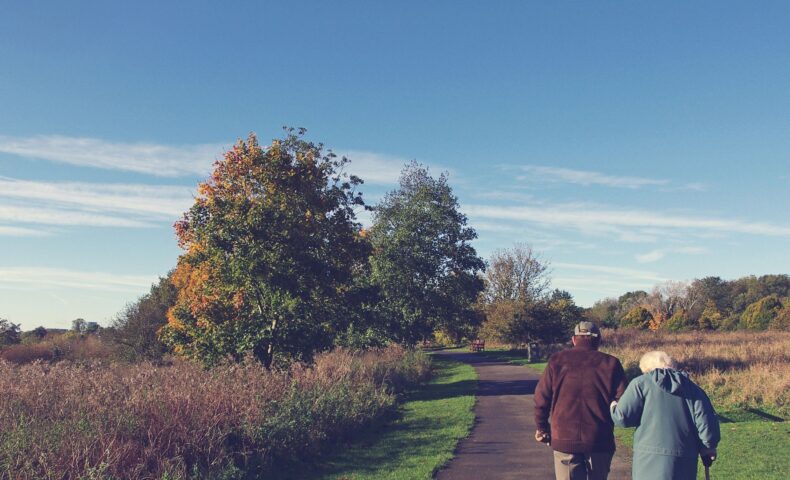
[534,321,627,480]
[610,351,721,480]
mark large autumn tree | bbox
[369,162,485,344]
[161,129,370,367]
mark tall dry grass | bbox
[601,329,790,416]
[0,335,116,364]
[0,345,430,480]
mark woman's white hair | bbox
[639,351,676,373]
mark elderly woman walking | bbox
[610,351,720,480]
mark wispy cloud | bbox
[0,135,413,185]
[0,267,157,292]
[553,262,668,282]
[0,205,153,228]
[0,225,51,237]
[518,165,669,189]
[0,135,224,177]
[470,190,537,203]
[0,177,194,219]
[464,203,790,239]
[472,222,598,251]
[635,246,708,263]
[0,177,197,230]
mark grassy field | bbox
[615,420,790,480]
[288,355,477,480]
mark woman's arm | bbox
[691,385,721,449]
[610,377,645,428]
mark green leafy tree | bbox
[32,326,47,339]
[369,162,485,344]
[586,297,619,328]
[740,294,784,330]
[160,129,371,367]
[615,290,648,321]
[697,301,723,330]
[71,318,86,334]
[620,306,653,329]
[691,277,732,313]
[110,274,177,361]
[508,294,579,361]
[0,318,21,347]
[731,275,790,313]
[770,301,790,331]
[479,300,520,343]
[21,326,48,344]
[548,289,584,332]
[664,309,693,331]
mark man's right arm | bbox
[533,361,554,433]
[612,359,627,401]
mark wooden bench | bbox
[470,339,485,352]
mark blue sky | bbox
[1,1,789,329]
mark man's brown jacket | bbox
[534,342,627,454]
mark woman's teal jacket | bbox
[610,368,721,480]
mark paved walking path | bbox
[434,350,631,480]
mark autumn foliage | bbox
[160,129,371,367]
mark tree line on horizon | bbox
[586,274,790,332]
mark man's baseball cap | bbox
[574,321,600,337]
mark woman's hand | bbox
[700,448,717,466]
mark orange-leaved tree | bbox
[160,129,371,367]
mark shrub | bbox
[663,310,694,332]
[740,295,784,330]
[770,304,790,331]
[620,306,653,329]
[697,302,723,330]
[0,345,429,480]
[0,319,21,348]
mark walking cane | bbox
[702,453,713,480]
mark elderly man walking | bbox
[534,321,627,480]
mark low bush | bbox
[0,345,430,480]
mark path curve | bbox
[434,350,631,479]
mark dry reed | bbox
[0,345,430,480]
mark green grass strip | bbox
[295,356,477,480]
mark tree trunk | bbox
[264,316,278,369]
